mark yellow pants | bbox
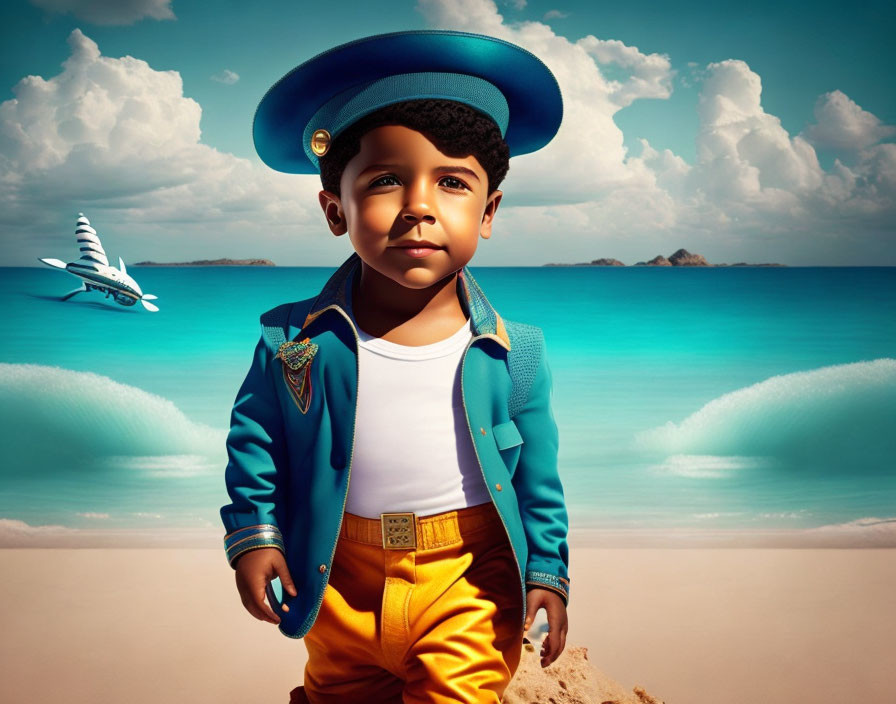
[299,501,525,703]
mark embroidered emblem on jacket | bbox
[276,338,318,415]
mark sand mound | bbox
[504,644,665,704]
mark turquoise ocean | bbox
[1,264,895,543]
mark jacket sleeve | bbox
[219,328,288,569]
[510,329,570,605]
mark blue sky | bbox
[2,0,895,265]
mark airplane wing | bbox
[39,258,67,269]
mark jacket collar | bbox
[300,252,511,351]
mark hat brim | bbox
[253,29,563,174]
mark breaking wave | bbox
[0,363,224,477]
[635,358,896,476]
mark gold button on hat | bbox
[310,129,331,156]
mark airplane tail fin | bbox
[75,213,109,267]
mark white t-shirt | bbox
[343,301,493,518]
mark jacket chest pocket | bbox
[492,419,523,478]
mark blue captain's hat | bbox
[253,29,563,174]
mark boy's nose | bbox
[400,179,435,225]
[401,199,435,226]
[402,210,436,225]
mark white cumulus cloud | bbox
[691,59,824,202]
[802,89,896,151]
[578,36,674,107]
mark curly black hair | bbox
[318,98,510,198]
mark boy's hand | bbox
[524,588,568,668]
[233,547,298,625]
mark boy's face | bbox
[318,124,502,291]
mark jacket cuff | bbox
[525,569,570,605]
[224,524,285,568]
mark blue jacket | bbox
[220,252,570,639]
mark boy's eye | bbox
[370,175,400,188]
[440,176,469,191]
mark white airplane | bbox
[39,213,159,312]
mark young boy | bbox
[220,29,570,703]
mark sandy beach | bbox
[1,538,894,704]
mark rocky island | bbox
[133,258,275,266]
[545,248,784,267]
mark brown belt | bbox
[339,501,502,550]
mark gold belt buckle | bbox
[381,512,417,549]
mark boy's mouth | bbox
[391,240,444,258]
[394,246,442,258]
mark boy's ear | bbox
[318,190,347,236]
[479,190,503,240]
